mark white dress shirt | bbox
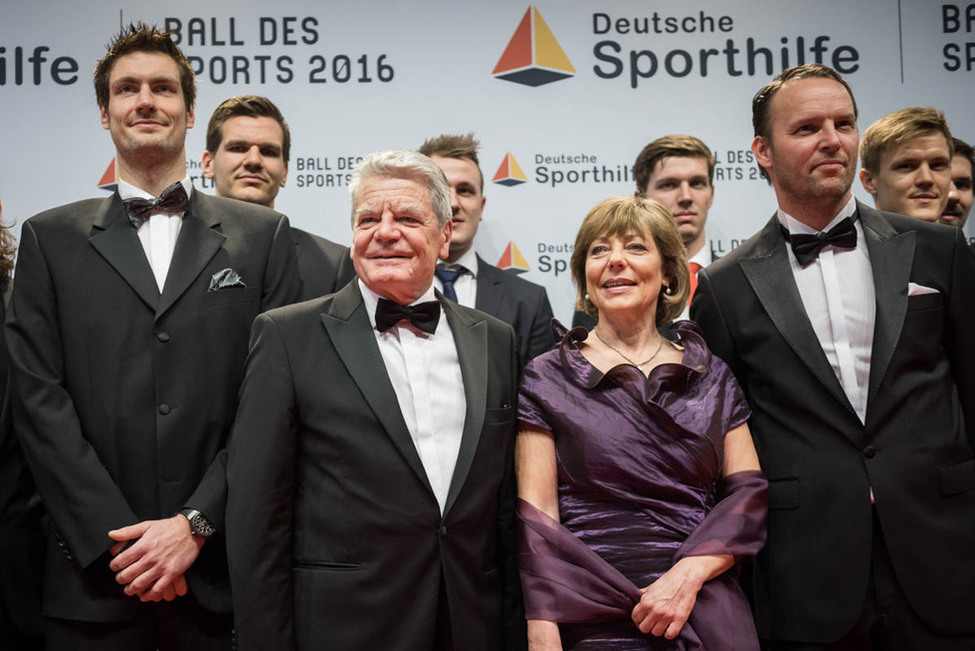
[777,197,875,424]
[679,245,715,322]
[360,280,467,513]
[118,176,191,292]
[435,247,478,307]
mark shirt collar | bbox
[776,195,857,236]
[439,247,478,278]
[687,245,713,268]
[117,176,193,202]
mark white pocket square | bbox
[907,282,939,296]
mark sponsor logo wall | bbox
[2,1,972,321]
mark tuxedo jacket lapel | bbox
[858,203,914,411]
[88,195,160,312]
[157,193,226,319]
[321,283,434,495]
[442,297,488,517]
[740,217,854,414]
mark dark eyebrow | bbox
[113,75,179,87]
[224,139,281,151]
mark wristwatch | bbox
[180,508,216,538]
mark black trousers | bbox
[45,598,232,651]
[765,507,975,651]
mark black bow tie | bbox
[123,181,189,229]
[375,298,441,335]
[782,216,858,265]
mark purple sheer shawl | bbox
[518,470,767,650]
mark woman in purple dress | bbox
[516,197,767,650]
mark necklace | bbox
[593,328,665,371]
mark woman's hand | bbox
[528,619,563,651]
[631,554,732,639]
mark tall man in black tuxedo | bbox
[419,134,554,368]
[202,94,355,300]
[6,24,301,649]
[692,64,975,649]
[226,149,525,651]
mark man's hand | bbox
[108,514,205,602]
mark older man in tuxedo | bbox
[6,24,301,649]
[226,149,525,651]
[692,64,975,649]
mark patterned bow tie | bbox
[375,298,441,335]
[782,216,857,265]
[123,181,189,229]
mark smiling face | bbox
[860,131,951,222]
[202,115,288,209]
[585,230,669,323]
[351,175,452,304]
[643,155,714,255]
[99,51,193,169]
[429,155,485,262]
[752,77,858,227]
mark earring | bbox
[584,293,590,301]
[663,285,674,296]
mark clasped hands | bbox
[631,554,732,641]
[107,514,205,603]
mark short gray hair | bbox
[349,150,452,228]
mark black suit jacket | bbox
[474,255,554,368]
[0,292,44,643]
[691,202,975,642]
[226,281,525,651]
[5,190,301,622]
[292,227,355,301]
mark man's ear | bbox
[859,168,878,198]
[439,219,453,260]
[751,136,771,172]
[99,103,110,131]
[201,150,215,179]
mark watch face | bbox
[191,513,216,537]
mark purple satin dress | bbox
[517,321,766,650]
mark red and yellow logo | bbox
[492,152,528,187]
[98,158,119,191]
[496,241,531,274]
[493,6,575,87]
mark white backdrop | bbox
[2,0,973,321]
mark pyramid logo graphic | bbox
[496,241,531,274]
[98,158,119,192]
[493,6,575,87]
[492,152,528,187]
